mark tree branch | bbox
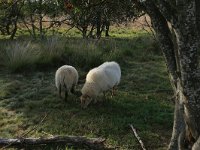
[129,124,146,150]
[0,136,106,150]
[192,136,200,150]
[156,1,178,29]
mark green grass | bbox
[0,28,173,149]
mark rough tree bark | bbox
[139,0,200,149]
[195,0,200,39]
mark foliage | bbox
[0,0,24,39]
[65,0,142,37]
[0,28,156,72]
[21,0,62,38]
[0,0,143,39]
[0,41,39,72]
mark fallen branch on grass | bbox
[0,112,108,150]
[129,124,147,150]
[0,136,106,150]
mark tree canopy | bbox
[0,0,142,38]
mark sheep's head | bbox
[80,94,92,109]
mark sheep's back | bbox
[86,67,109,91]
[55,65,78,90]
[84,61,121,94]
[103,66,120,88]
[86,68,107,84]
[99,61,121,85]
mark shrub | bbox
[0,30,155,72]
[64,39,103,70]
[36,36,66,69]
[0,41,39,72]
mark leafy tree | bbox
[0,0,24,39]
[22,0,62,38]
[64,0,142,38]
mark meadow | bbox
[0,27,174,149]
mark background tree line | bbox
[0,0,142,39]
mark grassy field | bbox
[0,28,174,149]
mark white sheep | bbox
[55,65,79,100]
[80,61,121,108]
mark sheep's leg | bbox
[111,86,117,97]
[107,88,114,98]
[59,84,62,98]
[71,85,75,94]
[109,90,113,98]
[63,83,68,101]
[111,88,114,98]
[64,91,68,101]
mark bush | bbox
[64,39,103,70]
[0,41,39,72]
[0,31,155,72]
[36,37,66,69]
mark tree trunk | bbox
[38,0,43,39]
[27,0,36,38]
[88,24,95,38]
[9,17,18,40]
[9,1,23,39]
[168,82,185,150]
[105,21,110,37]
[175,2,200,147]
[82,27,87,38]
[5,23,10,35]
[39,14,43,38]
[22,18,33,37]
[30,14,36,38]
[139,0,200,149]
[96,12,101,38]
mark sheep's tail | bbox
[63,76,67,89]
[58,75,67,98]
[62,76,68,101]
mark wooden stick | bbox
[0,112,107,150]
[129,124,147,150]
[0,136,106,150]
[0,113,48,150]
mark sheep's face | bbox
[80,95,92,109]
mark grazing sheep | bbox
[81,61,121,108]
[55,65,78,101]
